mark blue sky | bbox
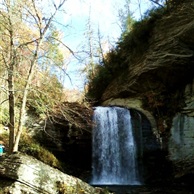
[56,0,153,90]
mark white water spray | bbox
[91,106,141,185]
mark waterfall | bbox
[91,106,140,185]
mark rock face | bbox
[0,153,107,194]
[98,3,194,183]
[102,4,194,101]
[26,102,93,179]
[168,79,194,177]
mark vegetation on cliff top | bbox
[86,0,192,102]
[86,7,165,101]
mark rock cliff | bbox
[168,79,194,178]
[102,4,194,102]
[100,2,194,183]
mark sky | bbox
[56,0,153,91]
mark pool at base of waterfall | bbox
[91,185,192,194]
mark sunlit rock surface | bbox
[0,153,109,194]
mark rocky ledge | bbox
[0,153,109,194]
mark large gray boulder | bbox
[0,153,108,194]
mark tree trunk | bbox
[13,54,38,152]
[8,65,15,153]
[8,0,66,153]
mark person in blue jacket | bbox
[0,144,4,156]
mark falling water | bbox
[91,106,140,185]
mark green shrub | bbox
[19,134,62,170]
[86,65,113,101]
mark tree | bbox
[0,0,66,153]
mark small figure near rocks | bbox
[0,143,5,156]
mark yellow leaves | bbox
[0,8,39,53]
[14,25,36,46]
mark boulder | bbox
[0,153,108,194]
